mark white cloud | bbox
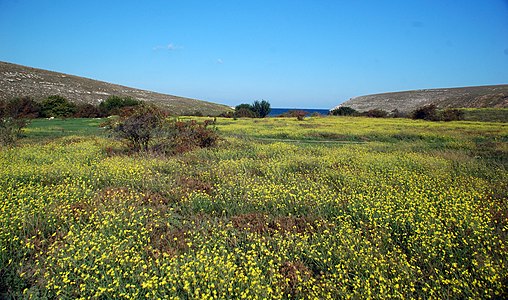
[153,43,182,51]
[216,58,224,64]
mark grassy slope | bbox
[1,116,507,299]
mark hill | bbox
[334,85,508,113]
[0,61,231,116]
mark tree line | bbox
[0,95,143,146]
[0,95,142,119]
[330,104,465,121]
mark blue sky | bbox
[1,0,507,109]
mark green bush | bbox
[251,100,271,118]
[99,95,141,116]
[362,109,388,118]
[331,106,357,116]
[412,105,465,122]
[234,107,257,118]
[411,104,438,121]
[234,100,271,118]
[40,95,77,118]
[440,108,465,121]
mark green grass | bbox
[460,108,508,122]
[1,116,507,299]
[23,118,106,140]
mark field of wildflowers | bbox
[1,116,507,299]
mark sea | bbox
[268,108,331,117]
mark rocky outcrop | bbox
[333,85,508,113]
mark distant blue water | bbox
[268,108,330,117]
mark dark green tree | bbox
[234,100,271,118]
[331,106,358,116]
[40,95,77,118]
[234,103,255,118]
[99,95,141,116]
[251,100,271,118]
[411,104,438,121]
[235,103,253,111]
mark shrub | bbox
[440,108,465,121]
[331,106,357,116]
[107,105,218,154]
[411,104,438,121]
[108,105,165,152]
[278,110,308,120]
[295,112,307,121]
[40,95,77,118]
[234,100,271,118]
[1,96,41,119]
[362,109,388,118]
[99,95,141,116]
[251,100,271,118]
[189,110,204,117]
[235,107,257,118]
[389,109,408,118]
[74,103,103,118]
[155,120,219,155]
[0,117,28,146]
[218,111,234,118]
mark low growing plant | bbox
[0,117,28,146]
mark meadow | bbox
[1,116,507,299]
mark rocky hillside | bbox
[0,61,231,116]
[334,85,508,113]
